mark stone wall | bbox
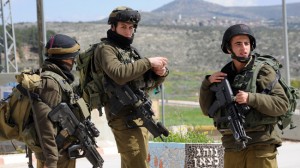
[149,142,224,168]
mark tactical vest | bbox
[42,71,90,120]
[214,56,278,130]
[42,71,77,104]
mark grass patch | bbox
[159,105,213,127]
[151,71,206,102]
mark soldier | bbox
[32,34,80,168]
[92,6,169,168]
[199,24,288,168]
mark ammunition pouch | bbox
[82,72,108,115]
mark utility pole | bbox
[36,0,46,67]
[0,0,17,73]
[161,84,165,125]
[282,0,290,86]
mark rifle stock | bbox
[48,103,104,168]
[209,79,251,148]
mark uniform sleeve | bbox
[33,78,62,167]
[247,65,289,116]
[143,69,168,92]
[94,44,152,85]
[199,75,215,116]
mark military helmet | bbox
[221,24,256,54]
[45,34,80,59]
[108,6,141,26]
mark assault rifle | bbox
[48,103,104,168]
[103,76,169,140]
[208,79,251,149]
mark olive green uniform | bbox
[199,55,289,168]
[94,40,166,168]
[31,61,76,168]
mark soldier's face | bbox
[229,35,251,58]
[113,22,134,38]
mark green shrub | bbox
[291,79,300,89]
[151,130,214,143]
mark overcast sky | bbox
[10,0,300,23]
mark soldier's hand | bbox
[235,90,249,104]
[148,57,168,69]
[152,66,168,76]
[208,72,227,83]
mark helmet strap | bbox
[230,49,251,63]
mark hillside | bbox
[17,22,300,78]
[133,0,300,28]
[1,22,300,101]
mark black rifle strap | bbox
[25,145,34,168]
[16,84,40,101]
[26,88,47,162]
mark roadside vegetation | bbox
[148,104,217,143]
[159,105,212,127]
[151,130,214,143]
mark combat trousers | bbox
[110,118,149,168]
[224,144,278,168]
[36,153,76,168]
